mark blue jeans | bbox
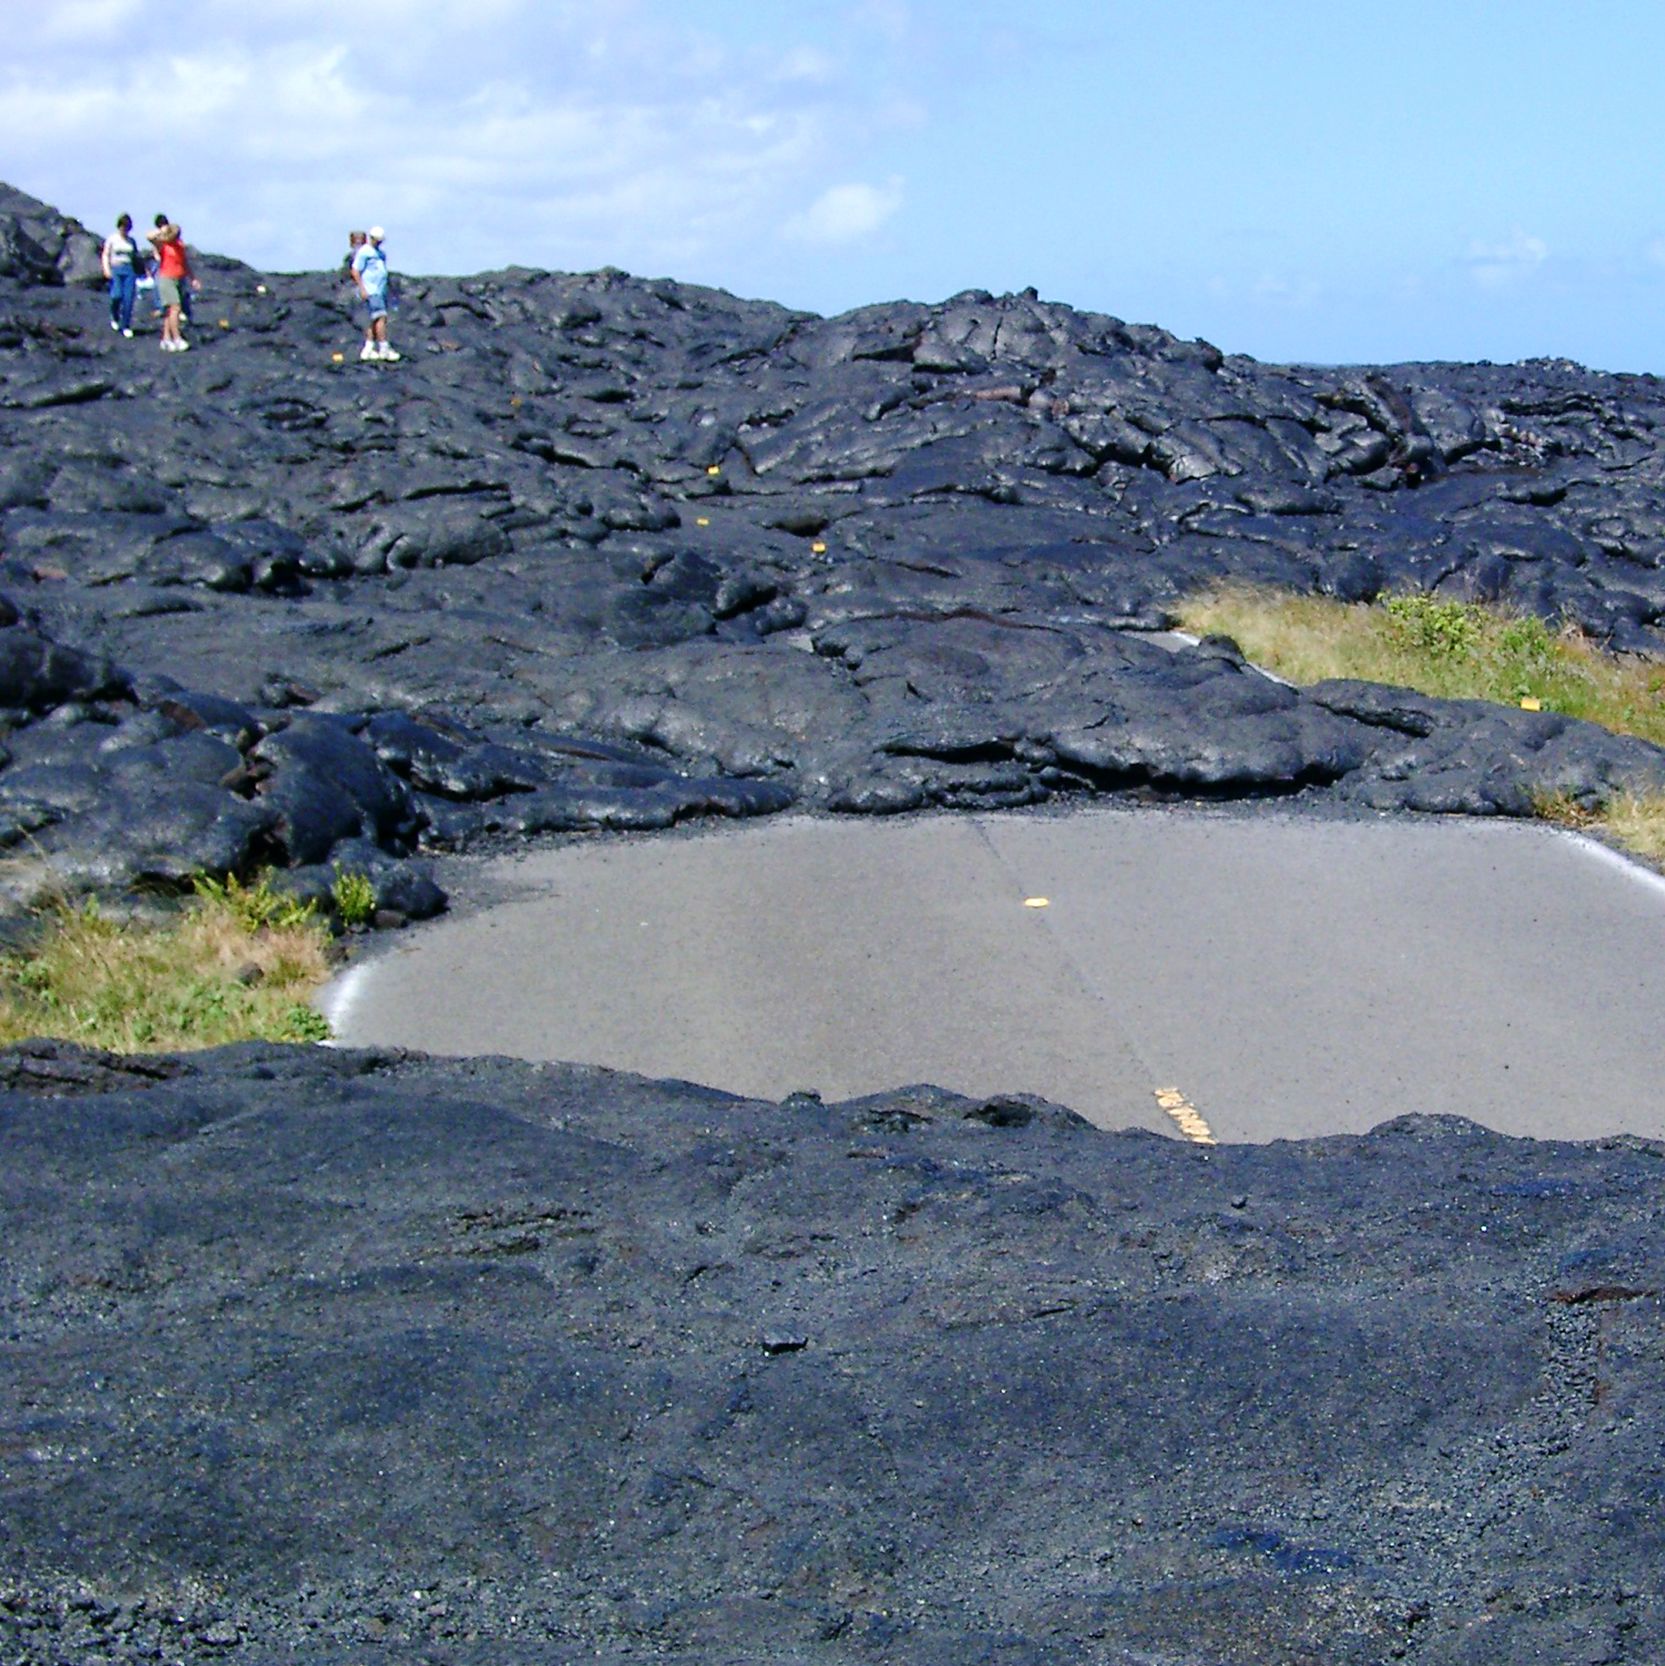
[108,269,137,331]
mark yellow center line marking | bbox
[1154,1086,1217,1146]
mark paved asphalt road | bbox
[323,807,1665,1143]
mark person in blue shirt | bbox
[350,226,400,362]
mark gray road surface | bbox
[322,808,1665,1142]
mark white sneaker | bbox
[110,320,120,331]
[377,344,402,362]
[122,328,133,339]
[360,342,379,361]
[174,338,190,352]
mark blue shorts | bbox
[363,289,388,321]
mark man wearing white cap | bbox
[350,226,400,362]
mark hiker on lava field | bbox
[101,213,139,337]
[147,214,196,352]
[351,226,400,362]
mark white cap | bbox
[368,226,386,241]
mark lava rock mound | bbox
[3,185,1665,911]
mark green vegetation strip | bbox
[0,871,374,1052]
[1177,584,1665,861]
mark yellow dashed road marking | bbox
[1154,1086,1217,1145]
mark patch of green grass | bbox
[1177,582,1665,861]
[0,881,334,1052]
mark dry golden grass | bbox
[1179,582,1665,745]
[1601,791,1665,862]
[1177,583,1665,862]
[1179,586,1398,687]
[1538,788,1665,865]
[0,881,333,1051]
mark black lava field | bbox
[2,184,1662,1664]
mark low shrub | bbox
[1381,592,1484,659]
[331,867,377,928]
[191,871,317,933]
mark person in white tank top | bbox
[101,213,139,337]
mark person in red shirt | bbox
[147,215,196,352]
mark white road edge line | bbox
[1158,627,1297,686]
[316,960,371,1045]
[1559,827,1665,902]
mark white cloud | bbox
[850,0,913,47]
[16,0,143,47]
[0,0,922,283]
[1203,269,1322,310]
[785,177,904,245]
[1467,228,1548,290]
[772,46,839,84]
[1251,271,1322,308]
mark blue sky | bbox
[6,0,1665,371]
